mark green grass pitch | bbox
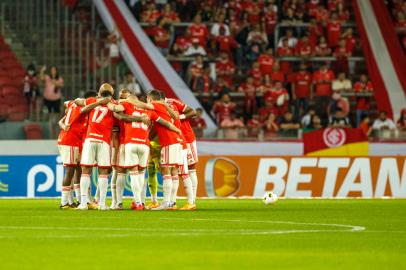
[0,199,405,270]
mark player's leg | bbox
[110,167,117,209]
[96,141,112,210]
[77,139,96,210]
[73,165,81,205]
[152,145,175,210]
[179,149,195,210]
[58,145,79,209]
[187,141,199,204]
[115,144,127,210]
[136,144,149,209]
[61,165,75,209]
[147,156,159,208]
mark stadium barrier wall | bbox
[0,140,405,198]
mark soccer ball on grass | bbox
[263,191,278,205]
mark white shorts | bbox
[58,145,80,166]
[160,143,182,166]
[124,143,150,169]
[80,138,111,168]
[179,149,189,175]
[187,140,198,165]
[112,144,125,168]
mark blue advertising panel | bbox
[0,155,163,198]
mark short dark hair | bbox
[138,93,148,102]
[147,89,162,101]
[84,90,97,98]
[100,90,113,97]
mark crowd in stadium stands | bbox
[387,0,406,51]
[123,0,388,138]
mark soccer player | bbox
[145,90,183,210]
[110,89,133,210]
[75,83,119,210]
[165,97,198,210]
[57,91,104,209]
[114,94,180,210]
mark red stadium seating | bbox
[2,86,22,97]
[23,123,43,139]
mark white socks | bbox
[98,175,109,207]
[162,175,172,203]
[73,183,81,203]
[110,169,117,206]
[170,176,179,204]
[80,173,91,205]
[189,169,198,202]
[130,171,141,203]
[116,173,125,205]
[182,176,194,204]
[61,186,70,205]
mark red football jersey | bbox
[258,54,274,75]
[294,72,312,98]
[84,97,116,144]
[122,102,159,145]
[166,98,196,143]
[151,102,181,146]
[58,101,87,146]
[188,24,208,46]
[326,21,341,47]
[313,70,335,96]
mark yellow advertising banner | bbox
[190,156,406,198]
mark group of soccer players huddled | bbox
[57,83,199,211]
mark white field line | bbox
[0,218,366,238]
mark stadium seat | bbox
[0,76,17,87]
[2,86,22,97]
[23,123,43,139]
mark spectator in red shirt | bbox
[277,39,294,74]
[258,99,278,122]
[315,36,332,56]
[141,2,161,24]
[326,12,342,48]
[247,114,263,137]
[194,67,215,112]
[308,18,324,46]
[314,5,329,24]
[245,0,262,24]
[212,94,237,125]
[261,74,274,103]
[172,29,192,55]
[308,0,320,17]
[292,63,312,119]
[211,13,231,37]
[342,28,357,56]
[395,12,406,34]
[263,112,279,139]
[354,74,373,127]
[215,27,240,59]
[296,35,315,59]
[263,2,278,36]
[272,80,290,116]
[190,108,207,139]
[161,3,180,25]
[248,61,263,85]
[215,53,235,87]
[153,18,170,55]
[189,55,204,89]
[312,63,335,122]
[258,48,275,76]
[239,76,258,118]
[271,62,285,84]
[333,39,350,73]
[337,3,350,23]
[188,14,209,48]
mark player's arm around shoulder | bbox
[80,97,111,114]
[157,118,181,135]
